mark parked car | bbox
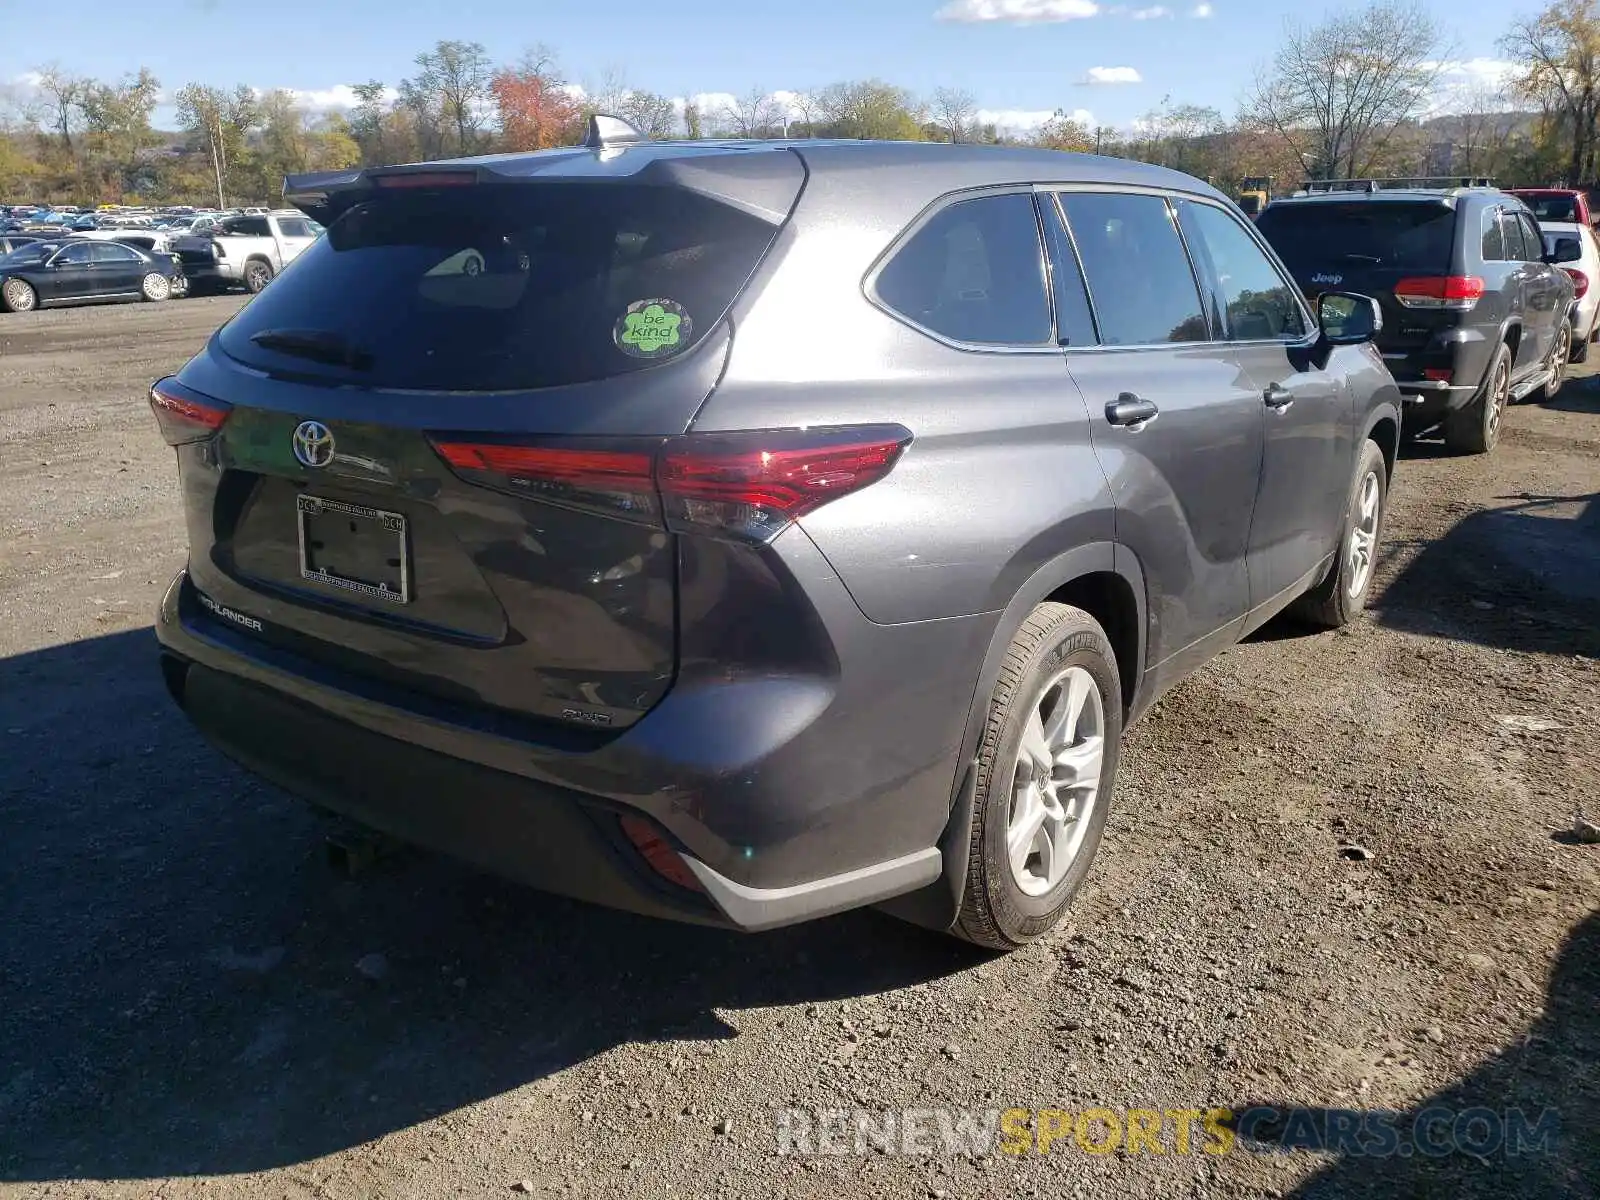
[0,238,186,312]
[67,227,176,255]
[1537,220,1600,360]
[171,211,321,293]
[1257,182,1577,454]
[151,128,1400,948]
[0,234,44,255]
[1507,187,1592,227]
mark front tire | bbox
[1,278,38,313]
[1292,439,1388,630]
[954,602,1121,951]
[141,272,171,302]
[1444,342,1510,454]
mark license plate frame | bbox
[296,493,410,605]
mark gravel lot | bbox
[1,296,1596,1200]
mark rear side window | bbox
[1500,213,1530,262]
[1255,202,1456,273]
[1059,192,1209,346]
[218,184,780,391]
[875,192,1052,346]
[1517,214,1543,262]
[275,217,316,238]
[1177,200,1307,340]
[224,217,271,237]
[1482,209,1506,260]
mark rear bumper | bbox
[1382,326,1494,424]
[155,561,986,931]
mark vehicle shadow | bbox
[0,629,978,1182]
[1368,487,1600,658]
[1224,909,1599,1200]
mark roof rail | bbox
[1298,176,1496,194]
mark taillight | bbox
[149,377,231,445]
[657,426,911,542]
[1393,275,1485,310]
[619,815,705,893]
[429,440,658,520]
[1564,267,1589,298]
[429,425,912,543]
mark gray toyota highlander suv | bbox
[151,120,1402,949]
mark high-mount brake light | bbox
[149,377,232,445]
[1392,275,1486,311]
[371,172,477,189]
[428,425,913,543]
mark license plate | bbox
[296,494,409,604]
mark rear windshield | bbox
[1520,194,1580,223]
[218,184,779,391]
[1256,202,1456,273]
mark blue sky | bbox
[0,0,1526,133]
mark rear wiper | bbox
[249,328,373,370]
[1339,253,1384,264]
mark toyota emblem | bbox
[292,420,335,469]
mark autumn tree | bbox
[815,80,926,140]
[1502,0,1600,183]
[491,47,581,150]
[175,83,257,208]
[1242,0,1447,180]
[1032,110,1093,152]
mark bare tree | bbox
[1450,86,1519,178]
[1242,0,1448,181]
[788,91,822,138]
[720,87,781,138]
[1502,0,1600,185]
[930,86,978,143]
[404,40,492,156]
[32,64,83,151]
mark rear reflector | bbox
[371,171,477,189]
[428,425,912,542]
[619,815,705,893]
[1423,367,1452,382]
[149,377,231,445]
[1393,275,1485,310]
[1564,267,1590,298]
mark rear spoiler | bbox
[284,123,806,228]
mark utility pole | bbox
[211,111,226,210]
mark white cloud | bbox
[276,84,398,111]
[1419,57,1522,116]
[1130,5,1172,17]
[1189,2,1213,15]
[976,107,1097,133]
[936,0,1100,22]
[1079,66,1143,85]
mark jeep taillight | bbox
[1393,276,1485,311]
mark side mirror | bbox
[1544,235,1582,264]
[1318,291,1382,346]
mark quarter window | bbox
[875,192,1052,346]
[1499,213,1530,262]
[1177,201,1307,341]
[1517,214,1544,262]
[1058,192,1209,346]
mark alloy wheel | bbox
[1486,357,1511,438]
[1345,470,1381,599]
[1007,665,1105,897]
[3,279,35,312]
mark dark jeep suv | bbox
[151,124,1401,949]
[1256,180,1580,454]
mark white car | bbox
[1540,220,1600,362]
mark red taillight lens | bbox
[1563,267,1589,298]
[1423,367,1453,382]
[1393,276,1485,310]
[619,815,706,893]
[658,426,912,542]
[429,425,912,542]
[430,440,658,520]
[149,377,231,445]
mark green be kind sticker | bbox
[615,298,693,359]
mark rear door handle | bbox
[1105,394,1160,429]
[1264,382,1295,411]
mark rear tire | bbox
[1,278,38,313]
[141,272,171,302]
[1571,320,1591,362]
[953,602,1121,951]
[1535,322,1571,400]
[1444,342,1510,454]
[243,259,273,293]
[1291,439,1388,630]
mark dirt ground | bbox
[1,296,1596,1200]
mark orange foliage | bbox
[490,69,581,151]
